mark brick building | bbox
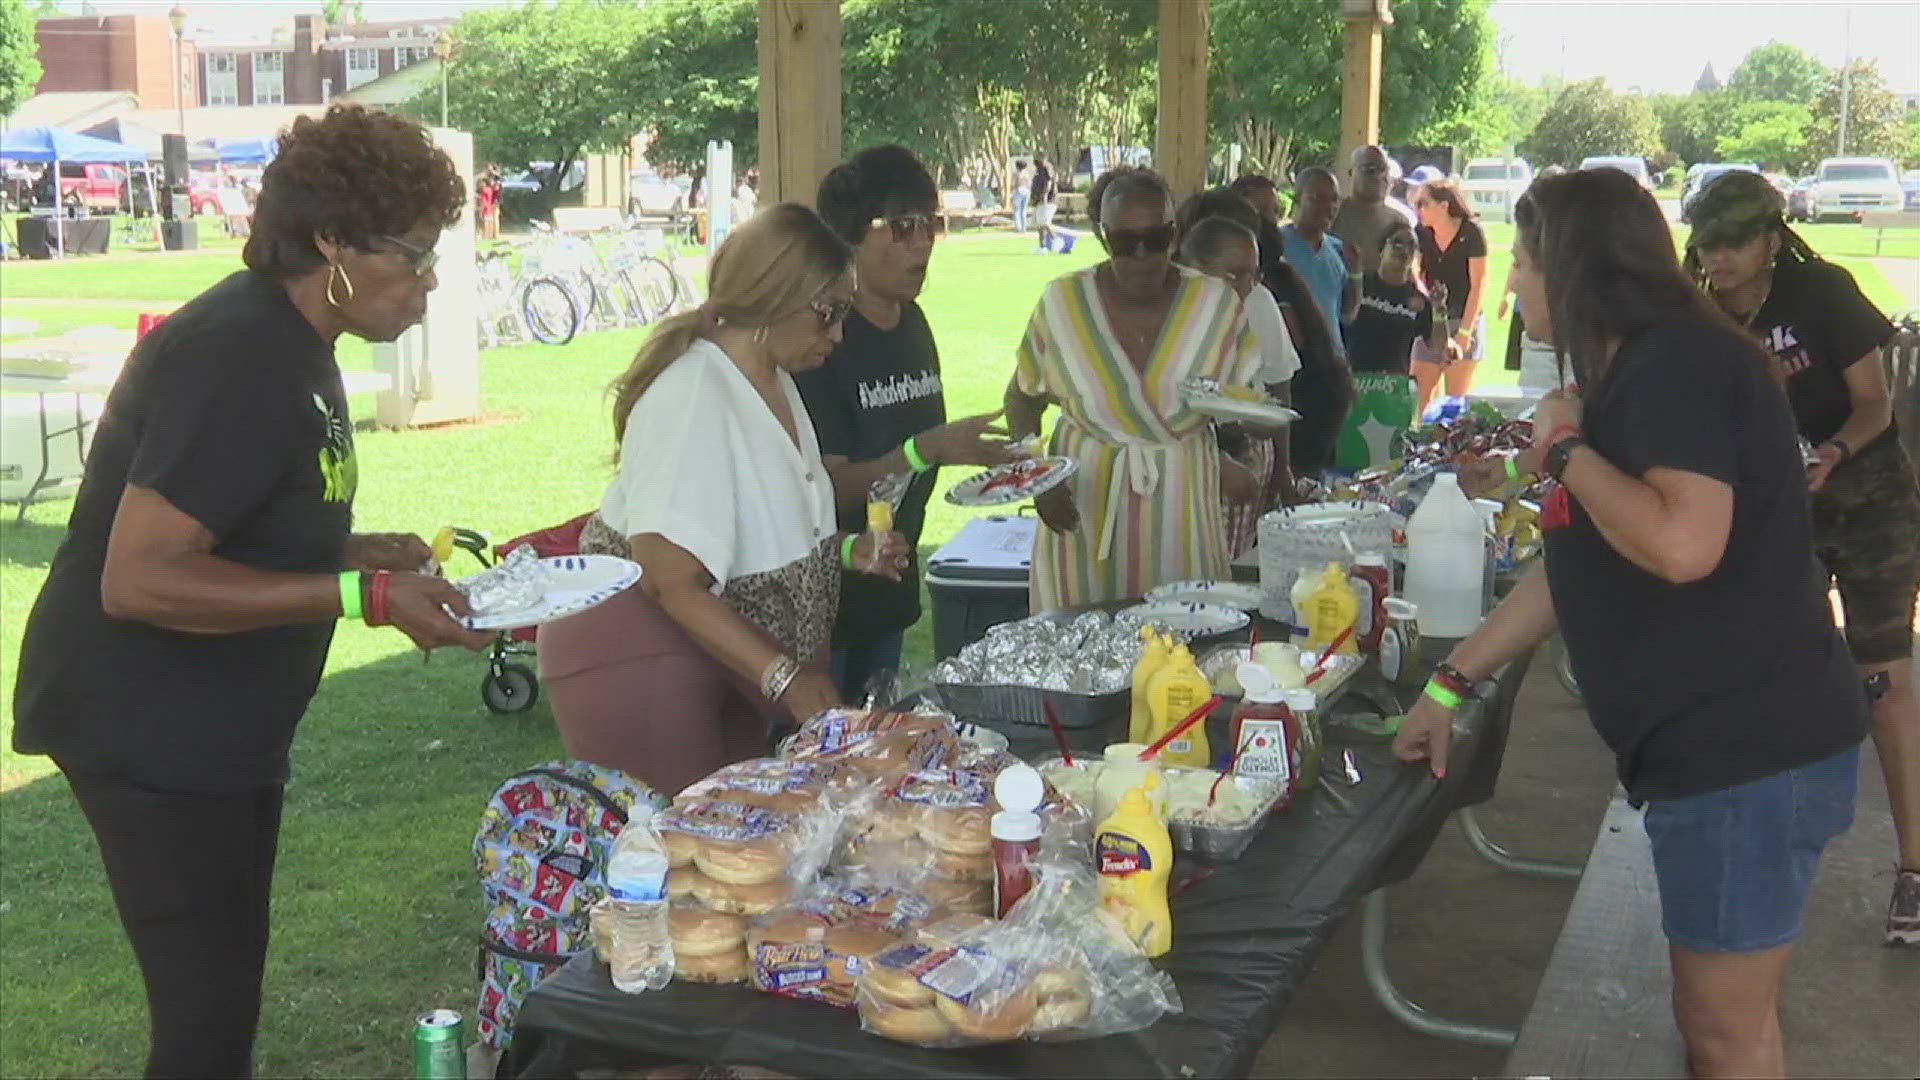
[32,14,197,111]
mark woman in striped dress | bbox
[1004,168,1263,611]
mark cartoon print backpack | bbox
[473,760,663,1051]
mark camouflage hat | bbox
[1686,170,1785,249]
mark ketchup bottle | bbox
[990,810,1042,918]
[1227,663,1302,807]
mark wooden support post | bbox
[1339,0,1390,176]
[1155,0,1209,203]
[757,0,842,208]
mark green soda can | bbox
[413,1009,466,1080]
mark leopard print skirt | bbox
[580,513,838,663]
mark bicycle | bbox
[475,248,581,347]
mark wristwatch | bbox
[1543,436,1585,481]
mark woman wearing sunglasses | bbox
[1004,167,1263,610]
[538,204,909,797]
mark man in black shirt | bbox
[802,145,1016,702]
[1031,154,1058,251]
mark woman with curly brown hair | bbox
[12,104,489,1076]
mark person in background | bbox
[1003,167,1261,610]
[539,205,908,797]
[1411,176,1489,417]
[1331,144,1417,274]
[11,104,489,1077]
[1400,167,1867,1078]
[477,163,501,241]
[1499,165,1569,396]
[1011,158,1033,233]
[1282,166,1361,476]
[732,169,758,224]
[1031,154,1059,251]
[1346,221,1447,375]
[802,145,1017,702]
[1179,214,1300,556]
[1685,169,1920,946]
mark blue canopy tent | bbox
[194,136,278,165]
[0,125,147,257]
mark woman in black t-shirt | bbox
[1396,168,1867,1077]
[1345,221,1447,375]
[1410,177,1489,417]
[1685,169,1920,946]
[12,106,488,1076]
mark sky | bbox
[64,0,1920,95]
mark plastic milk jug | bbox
[1145,645,1211,769]
[1095,777,1174,957]
[1128,628,1170,744]
[1404,472,1487,638]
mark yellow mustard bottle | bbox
[1096,778,1174,957]
[1146,644,1211,768]
[1128,628,1170,744]
[1305,561,1361,655]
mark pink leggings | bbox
[537,586,785,798]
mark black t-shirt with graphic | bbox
[1749,256,1897,455]
[1345,273,1435,375]
[1417,217,1488,321]
[1541,308,1866,800]
[13,270,356,793]
[795,302,947,648]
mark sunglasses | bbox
[808,295,854,328]
[1103,223,1176,258]
[869,213,945,242]
[379,233,439,276]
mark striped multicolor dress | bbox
[1015,266,1262,611]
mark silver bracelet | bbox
[759,654,800,701]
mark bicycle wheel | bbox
[631,256,682,319]
[521,277,579,346]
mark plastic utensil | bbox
[1043,700,1074,767]
[1303,626,1355,683]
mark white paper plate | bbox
[458,554,642,631]
[945,456,1078,507]
[1118,600,1251,637]
[1143,579,1267,611]
[1184,391,1302,427]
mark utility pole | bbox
[1837,7,1852,155]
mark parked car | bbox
[1578,155,1652,189]
[1679,163,1759,222]
[500,160,586,195]
[1459,157,1534,220]
[1786,176,1816,222]
[56,162,127,213]
[1902,170,1920,213]
[628,170,690,218]
[1806,157,1903,222]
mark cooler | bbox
[924,514,1035,660]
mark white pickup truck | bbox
[1459,158,1534,221]
[1807,157,1904,222]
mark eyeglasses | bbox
[379,233,439,276]
[1102,222,1176,258]
[808,295,854,328]
[869,213,945,242]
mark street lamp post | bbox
[434,30,453,128]
[168,4,188,136]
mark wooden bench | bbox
[1860,210,1920,256]
[1504,794,1688,1078]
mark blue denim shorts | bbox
[1642,744,1859,954]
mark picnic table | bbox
[501,628,1538,1079]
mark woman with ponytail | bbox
[539,204,908,796]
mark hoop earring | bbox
[753,326,768,345]
[325,263,356,308]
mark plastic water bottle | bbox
[1403,472,1487,639]
[605,806,673,993]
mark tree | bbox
[624,0,758,173]
[1521,78,1660,168]
[1905,111,1920,169]
[1805,59,1905,161]
[1727,41,1826,106]
[1717,101,1813,172]
[417,1,644,197]
[0,0,42,120]
[842,0,1019,184]
[1419,72,1551,160]
[1653,88,1744,166]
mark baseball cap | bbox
[1685,170,1784,249]
[1409,165,1445,184]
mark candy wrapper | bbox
[930,611,1152,695]
[453,543,548,616]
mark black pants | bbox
[63,767,285,1079]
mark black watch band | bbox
[1544,436,1585,481]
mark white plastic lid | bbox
[994,762,1046,813]
[1384,597,1418,619]
[1237,662,1286,703]
[1284,688,1318,711]
[990,809,1043,843]
[1356,552,1388,568]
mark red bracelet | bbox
[367,570,392,627]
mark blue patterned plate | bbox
[459,554,642,631]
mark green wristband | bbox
[1503,455,1520,482]
[840,534,859,570]
[338,571,362,621]
[903,435,931,473]
[1423,679,1462,711]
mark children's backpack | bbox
[473,760,662,1051]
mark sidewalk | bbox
[1870,257,1919,312]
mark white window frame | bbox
[203,52,238,107]
[344,47,380,90]
[251,51,285,105]
[392,45,430,68]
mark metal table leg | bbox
[1361,888,1518,1047]
[1458,806,1584,881]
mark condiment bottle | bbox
[1227,662,1299,806]
[1097,743,1167,822]
[1094,778,1174,957]
[1285,688,1322,795]
[1145,644,1211,769]
[990,810,1042,918]
[1128,627,1170,744]
[1288,570,1319,647]
[1379,597,1425,689]
[1349,552,1392,654]
[1304,562,1360,655]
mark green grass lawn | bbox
[0,229,1911,1077]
